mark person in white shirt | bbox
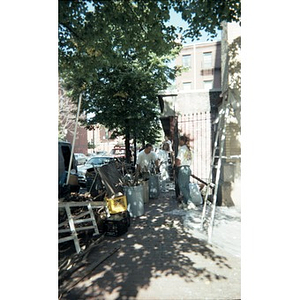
[175,136,192,207]
[136,143,159,179]
[164,136,172,149]
[157,142,171,191]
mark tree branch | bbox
[60,22,85,42]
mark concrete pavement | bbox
[60,189,241,300]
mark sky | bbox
[167,8,221,45]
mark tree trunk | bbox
[125,120,131,164]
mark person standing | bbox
[157,142,171,192]
[175,136,192,208]
[136,143,159,180]
[164,135,172,149]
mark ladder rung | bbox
[59,236,76,243]
[76,226,96,232]
[214,155,241,159]
[74,218,93,224]
[59,229,71,234]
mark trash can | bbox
[142,180,149,203]
[124,185,144,217]
[149,174,160,198]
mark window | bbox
[203,80,213,90]
[183,82,192,90]
[203,52,212,68]
[182,54,191,68]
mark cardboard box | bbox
[68,174,79,186]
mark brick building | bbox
[65,124,88,155]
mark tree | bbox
[59,0,181,162]
[58,0,241,161]
[58,82,80,141]
[82,58,174,163]
[59,0,179,91]
[172,0,241,40]
[59,0,241,82]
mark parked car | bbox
[74,153,88,165]
[95,150,108,156]
[77,155,116,186]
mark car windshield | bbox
[87,157,113,165]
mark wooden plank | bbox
[58,201,104,208]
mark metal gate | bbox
[177,111,212,183]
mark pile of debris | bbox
[58,162,135,256]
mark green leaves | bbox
[58,0,241,146]
[173,0,241,41]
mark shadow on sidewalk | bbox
[61,194,234,299]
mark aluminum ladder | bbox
[58,201,104,253]
[200,95,230,243]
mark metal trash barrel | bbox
[124,185,144,217]
[142,180,149,203]
[149,174,160,198]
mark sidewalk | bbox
[60,189,241,300]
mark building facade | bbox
[160,41,222,183]
[65,125,88,155]
[174,41,221,92]
[86,125,123,154]
[165,34,241,208]
[219,22,241,208]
